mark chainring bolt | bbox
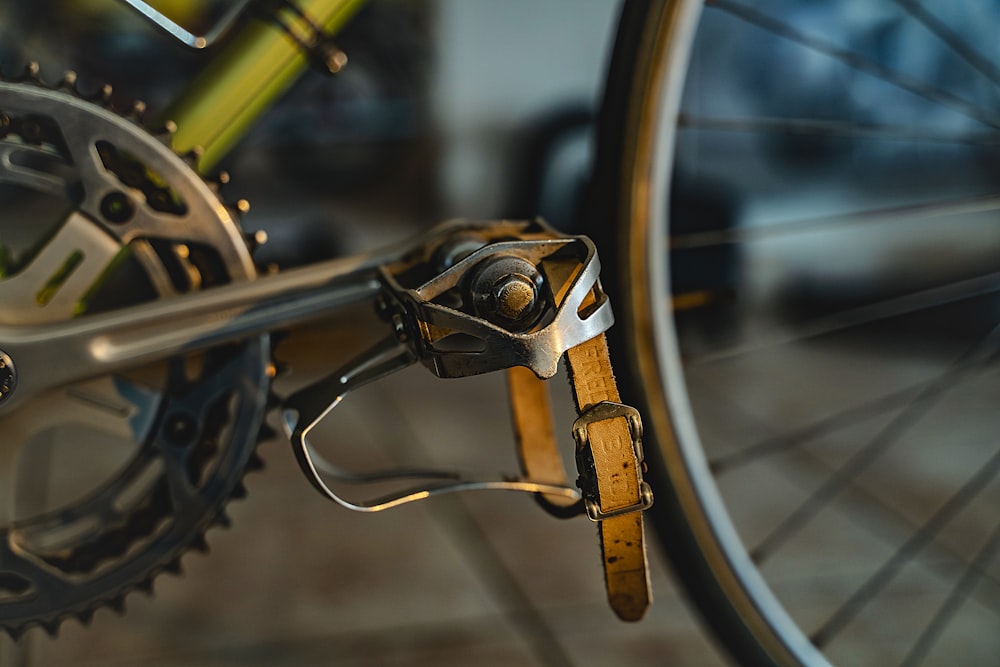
[20,118,43,143]
[100,191,135,224]
[163,412,199,446]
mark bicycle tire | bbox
[593,1,1000,665]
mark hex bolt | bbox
[322,45,348,74]
[100,191,135,224]
[494,274,538,322]
[163,412,198,446]
[148,190,171,212]
[467,253,547,333]
[20,118,43,143]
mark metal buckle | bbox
[573,401,653,522]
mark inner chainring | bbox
[0,71,271,635]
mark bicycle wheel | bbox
[593,1,1000,665]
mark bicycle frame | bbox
[160,0,369,171]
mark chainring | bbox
[0,69,271,636]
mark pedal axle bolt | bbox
[495,274,537,322]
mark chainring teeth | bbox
[1,62,150,132]
[1,63,257,276]
[1,62,271,275]
[0,362,277,640]
[0,65,275,636]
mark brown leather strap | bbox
[507,332,651,620]
[566,334,652,622]
[506,366,579,512]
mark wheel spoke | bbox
[690,272,1000,365]
[678,114,1000,145]
[706,354,1000,613]
[671,194,1000,250]
[892,0,1000,94]
[811,445,1000,648]
[899,518,1000,667]
[711,379,929,473]
[751,323,1000,565]
[706,0,1000,128]
[779,446,1000,621]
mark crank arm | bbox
[0,251,387,414]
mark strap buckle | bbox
[573,401,653,522]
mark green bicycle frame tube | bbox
[162,0,369,173]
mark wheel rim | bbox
[614,1,827,664]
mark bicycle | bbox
[1,1,999,666]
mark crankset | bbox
[0,69,271,636]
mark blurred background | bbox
[3,0,1000,665]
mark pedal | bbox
[280,218,652,620]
